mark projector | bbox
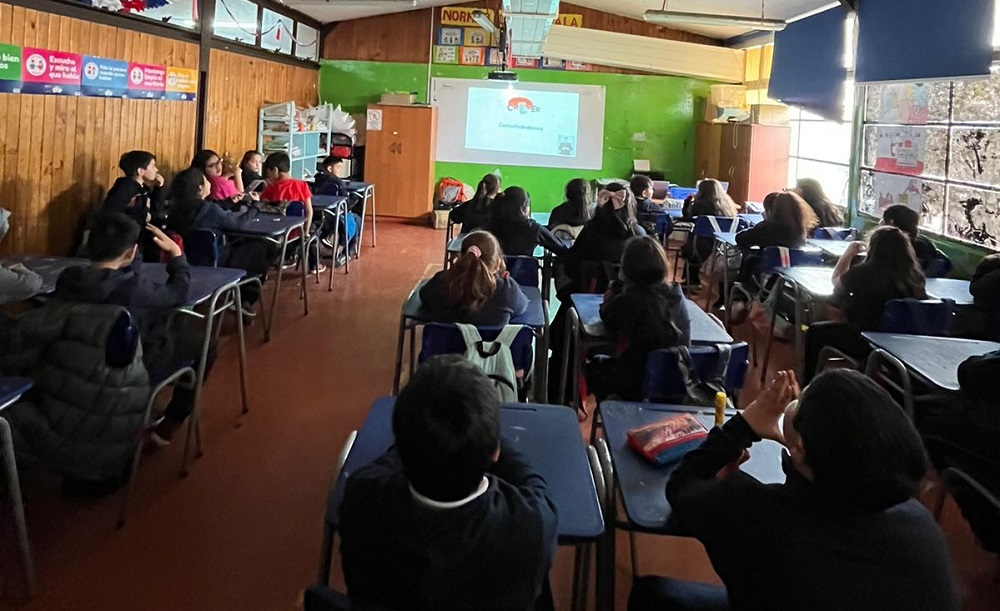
[487,70,519,82]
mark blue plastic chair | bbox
[182,229,222,267]
[641,342,750,403]
[813,226,857,241]
[638,211,674,244]
[419,323,535,374]
[925,253,953,278]
[286,201,321,283]
[692,215,750,239]
[505,255,541,289]
[880,298,956,336]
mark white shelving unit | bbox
[258,101,333,181]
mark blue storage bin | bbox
[668,186,698,200]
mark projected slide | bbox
[465,87,581,158]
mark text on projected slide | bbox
[465,87,581,158]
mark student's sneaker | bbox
[149,417,180,448]
[320,235,336,250]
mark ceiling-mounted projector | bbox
[488,70,518,81]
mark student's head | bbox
[880,204,921,240]
[240,150,262,173]
[87,212,141,265]
[629,175,654,200]
[119,151,158,182]
[783,370,927,512]
[443,230,504,312]
[393,355,502,501]
[597,183,637,223]
[761,192,780,218]
[262,152,291,180]
[494,186,531,225]
[620,236,669,286]
[168,167,211,202]
[191,150,223,178]
[475,173,502,199]
[768,192,818,246]
[866,226,927,298]
[321,155,344,174]
[564,178,593,221]
[794,178,838,221]
[694,179,737,216]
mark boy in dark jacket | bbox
[339,356,559,611]
[312,156,348,197]
[53,212,208,447]
[102,150,165,260]
[630,175,662,213]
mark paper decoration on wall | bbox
[22,48,82,95]
[434,46,459,64]
[880,83,930,124]
[874,126,927,175]
[331,104,357,140]
[873,172,924,213]
[463,28,491,47]
[460,47,485,66]
[439,28,462,46]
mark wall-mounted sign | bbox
[165,66,198,101]
[22,48,81,95]
[0,44,22,93]
[82,56,128,97]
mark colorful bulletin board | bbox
[0,44,196,101]
[432,6,591,71]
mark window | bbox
[261,9,293,55]
[295,23,319,62]
[68,0,199,29]
[214,0,258,44]
[787,91,854,208]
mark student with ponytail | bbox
[419,230,528,326]
[449,173,502,232]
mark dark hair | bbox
[442,231,503,313]
[596,182,638,227]
[239,150,261,170]
[866,226,928,299]
[768,192,818,247]
[87,212,140,262]
[119,151,156,177]
[263,152,291,174]
[168,167,209,203]
[321,155,344,169]
[794,370,928,512]
[762,192,780,216]
[190,149,219,173]
[621,236,669,286]
[393,355,501,501]
[692,179,737,217]
[474,173,502,200]
[563,178,593,223]
[493,186,530,229]
[882,204,921,240]
[629,175,654,199]
[796,178,844,227]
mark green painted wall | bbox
[319,60,713,210]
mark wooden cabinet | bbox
[363,104,438,218]
[693,122,790,207]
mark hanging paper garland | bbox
[121,0,147,12]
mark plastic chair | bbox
[286,201,321,284]
[505,255,541,288]
[926,252,953,278]
[638,211,673,245]
[182,229,222,267]
[419,323,535,375]
[641,342,750,404]
[880,298,956,336]
[812,226,857,241]
[685,216,751,288]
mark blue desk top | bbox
[345,181,373,192]
[739,213,764,226]
[403,280,546,329]
[925,278,974,306]
[1,254,86,295]
[862,333,1000,391]
[570,293,733,345]
[806,239,853,258]
[447,234,547,259]
[779,267,974,305]
[325,397,604,541]
[0,377,33,411]
[311,195,349,211]
[600,401,785,532]
[226,214,304,238]
[530,212,550,226]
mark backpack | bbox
[437,177,467,207]
[455,324,522,403]
[676,344,735,408]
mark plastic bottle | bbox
[714,391,727,427]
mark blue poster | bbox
[81,55,128,98]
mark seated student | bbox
[102,150,165,260]
[547,178,593,239]
[881,204,938,271]
[734,192,818,290]
[795,177,844,229]
[0,208,42,303]
[631,175,663,213]
[633,369,957,611]
[259,152,324,272]
[586,236,690,402]
[52,213,210,447]
[803,226,927,382]
[490,186,569,257]
[312,155,348,196]
[419,230,528,326]
[564,183,646,291]
[191,149,246,205]
[450,173,501,232]
[681,180,737,287]
[339,355,559,611]
[239,150,265,194]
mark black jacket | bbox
[493,218,568,257]
[734,220,801,251]
[564,210,646,289]
[449,196,494,232]
[419,272,529,327]
[312,170,347,197]
[102,177,164,227]
[339,442,559,611]
[547,201,592,229]
[636,197,663,213]
[667,415,958,611]
[166,198,257,236]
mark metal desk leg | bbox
[534,302,551,403]
[595,439,615,611]
[392,314,407,394]
[233,285,250,414]
[328,205,343,292]
[264,233,290,342]
[367,186,376,249]
[559,307,575,406]
[793,284,805,382]
[301,227,310,316]
[1,416,34,598]
[570,309,582,412]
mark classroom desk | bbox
[708,232,743,314]
[594,401,785,609]
[445,232,564,303]
[0,254,87,294]
[807,238,853,259]
[224,214,308,342]
[392,280,550,400]
[862,333,1000,393]
[531,211,550,226]
[738,213,764,226]
[344,181,376,251]
[0,377,35,597]
[312,195,351,286]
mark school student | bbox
[632,369,957,611]
[734,192,818,291]
[419,231,528,326]
[312,155,348,196]
[954,253,1000,341]
[191,150,245,204]
[630,175,662,213]
[260,152,314,231]
[564,183,646,289]
[682,179,738,219]
[450,173,501,232]
[0,208,42,304]
[239,150,265,193]
[586,236,691,401]
[102,150,165,260]
[490,187,568,257]
[803,226,928,382]
[795,178,844,229]
[881,204,939,271]
[339,355,559,611]
[547,178,593,236]
[52,213,211,447]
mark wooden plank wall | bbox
[204,48,319,162]
[0,4,198,256]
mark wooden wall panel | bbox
[0,4,198,256]
[561,3,720,47]
[204,48,319,164]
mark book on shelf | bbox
[627,413,709,466]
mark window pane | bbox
[792,159,850,208]
[953,72,1000,124]
[796,120,852,165]
[859,170,943,233]
[949,127,1000,186]
[215,0,258,44]
[789,119,800,158]
[262,9,294,55]
[863,125,948,179]
[863,82,951,124]
[947,185,1000,247]
[69,0,199,29]
[295,23,319,61]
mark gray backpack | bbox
[455,324,523,403]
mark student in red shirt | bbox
[260,152,314,234]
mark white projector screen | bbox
[431,78,606,170]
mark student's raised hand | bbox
[844,241,867,257]
[152,173,165,188]
[147,224,182,259]
[742,370,800,444]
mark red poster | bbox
[21,47,81,95]
[127,62,166,99]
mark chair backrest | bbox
[641,342,749,403]
[692,216,749,237]
[925,252,953,278]
[637,211,673,240]
[758,246,826,275]
[505,255,541,288]
[651,180,671,200]
[183,229,221,267]
[419,323,534,372]
[813,226,857,241]
[105,309,139,368]
[880,298,956,336]
[286,201,307,218]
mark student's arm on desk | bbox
[133,226,191,308]
[0,264,42,304]
[536,224,569,256]
[492,438,558,526]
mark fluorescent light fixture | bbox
[643,10,787,32]
[471,10,497,35]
